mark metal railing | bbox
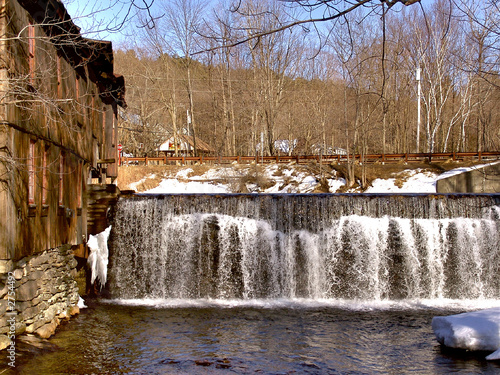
[120,151,500,166]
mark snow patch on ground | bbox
[365,169,438,193]
[436,160,500,180]
[136,165,442,194]
[144,178,229,194]
[125,160,498,195]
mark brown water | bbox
[2,299,500,374]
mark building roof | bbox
[159,134,215,153]
[18,0,126,108]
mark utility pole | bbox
[416,66,421,153]
[261,132,264,164]
[187,109,192,155]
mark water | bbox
[3,193,500,374]
[109,194,500,300]
[3,299,500,374]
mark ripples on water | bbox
[2,299,500,374]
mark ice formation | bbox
[432,307,500,360]
[78,296,87,309]
[87,226,112,289]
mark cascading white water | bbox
[108,194,500,301]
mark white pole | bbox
[416,67,421,153]
[261,132,264,164]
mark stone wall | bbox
[436,162,500,193]
[0,245,80,350]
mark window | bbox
[58,152,64,206]
[28,23,35,83]
[28,140,36,205]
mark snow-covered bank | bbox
[364,168,437,193]
[432,307,500,360]
[121,161,500,195]
[121,163,461,194]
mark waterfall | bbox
[108,194,500,300]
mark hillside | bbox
[116,160,492,194]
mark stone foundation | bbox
[0,245,81,350]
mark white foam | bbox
[103,297,500,312]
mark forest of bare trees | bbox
[113,0,500,159]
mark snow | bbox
[78,296,87,309]
[487,349,500,361]
[436,160,500,180]
[124,161,500,194]
[364,169,438,193]
[432,307,500,360]
[87,226,112,289]
[134,164,443,194]
[144,178,229,194]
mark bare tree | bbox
[149,0,208,157]
[212,0,420,52]
[236,0,305,155]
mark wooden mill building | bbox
[0,0,125,345]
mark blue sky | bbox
[63,0,153,43]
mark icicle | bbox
[87,226,112,289]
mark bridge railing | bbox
[120,151,500,166]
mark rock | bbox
[16,258,28,268]
[0,335,11,351]
[195,360,213,366]
[29,253,50,268]
[15,301,32,312]
[0,260,14,274]
[68,305,79,316]
[12,269,23,280]
[28,270,44,281]
[26,319,45,334]
[15,322,26,335]
[68,258,78,269]
[0,284,7,299]
[22,305,40,321]
[0,300,8,315]
[31,295,42,306]
[44,305,62,323]
[0,247,83,349]
[35,318,59,339]
[16,280,39,301]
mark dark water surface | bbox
[2,300,500,374]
